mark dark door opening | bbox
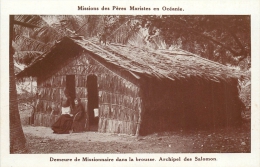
[66,75,76,107]
[87,74,99,131]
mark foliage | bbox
[127,15,250,66]
[17,91,36,105]
[14,51,43,66]
[13,15,251,68]
[238,70,251,119]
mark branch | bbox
[168,19,241,56]
[14,35,52,52]
[217,18,247,56]
[128,16,242,56]
[38,15,67,37]
[75,17,90,34]
[192,30,239,55]
[13,20,39,29]
[107,20,131,39]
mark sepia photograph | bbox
[1,1,259,167]
[10,15,251,154]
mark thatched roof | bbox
[16,36,242,84]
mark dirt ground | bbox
[23,121,250,153]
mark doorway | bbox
[87,74,99,131]
[66,75,76,107]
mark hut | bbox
[16,36,243,136]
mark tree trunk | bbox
[10,15,28,153]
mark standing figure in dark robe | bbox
[71,98,86,133]
[51,90,73,134]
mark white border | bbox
[1,0,259,167]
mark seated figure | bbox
[71,98,86,133]
[51,90,73,134]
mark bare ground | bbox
[23,120,250,154]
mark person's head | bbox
[74,98,81,106]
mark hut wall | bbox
[139,79,243,135]
[34,51,141,135]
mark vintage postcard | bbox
[1,0,259,167]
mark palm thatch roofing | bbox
[16,36,242,84]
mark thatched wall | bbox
[34,50,141,135]
[138,78,243,135]
[98,73,141,135]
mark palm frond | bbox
[83,16,106,37]
[14,35,52,52]
[127,29,148,48]
[30,26,64,43]
[14,51,43,66]
[109,19,141,45]
[14,15,48,28]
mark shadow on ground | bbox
[23,121,250,153]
